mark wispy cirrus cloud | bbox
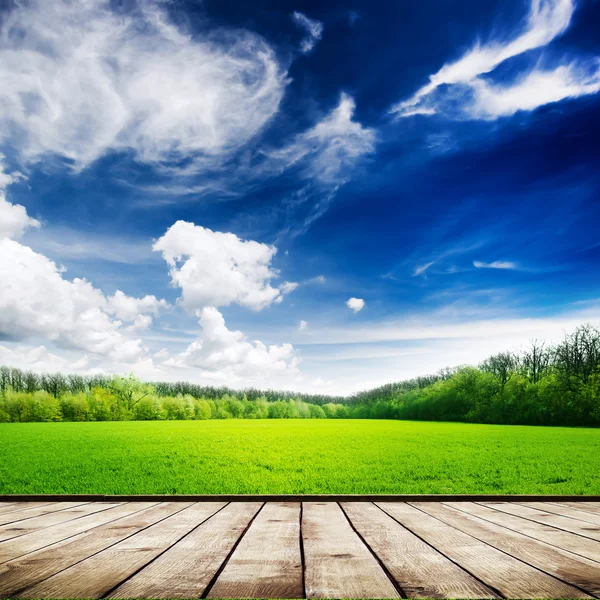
[0,0,287,170]
[267,93,376,233]
[291,11,324,54]
[473,260,518,270]
[391,0,600,120]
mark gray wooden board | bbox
[302,502,400,599]
[0,502,87,526]
[414,501,600,596]
[521,501,600,526]
[0,502,151,564]
[0,501,121,543]
[482,502,600,542]
[17,502,223,599]
[341,502,497,599]
[377,501,590,598]
[207,502,303,599]
[0,501,174,597]
[456,501,600,563]
[108,502,261,599]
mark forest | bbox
[1,324,599,427]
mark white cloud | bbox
[468,62,600,119]
[346,297,366,313]
[164,307,300,383]
[473,260,518,269]
[298,320,308,331]
[267,93,376,232]
[0,163,39,240]
[272,93,376,186]
[154,220,287,312]
[413,261,435,276]
[0,239,154,361]
[0,0,286,169]
[107,290,168,322]
[291,11,324,54]
[280,281,299,295]
[390,0,598,119]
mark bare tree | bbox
[521,340,551,384]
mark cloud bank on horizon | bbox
[0,0,599,394]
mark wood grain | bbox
[108,502,262,599]
[0,502,87,526]
[552,502,600,516]
[483,502,600,542]
[0,501,171,597]
[302,502,400,599]
[207,502,303,599]
[522,501,600,526]
[0,502,155,564]
[453,501,600,563]
[341,502,496,598]
[415,501,600,595]
[0,501,121,543]
[17,502,224,599]
[378,502,589,599]
[0,502,26,516]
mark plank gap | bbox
[200,502,266,599]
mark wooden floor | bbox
[0,501,600,598]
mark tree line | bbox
[1,324,599,426]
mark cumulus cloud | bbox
[390,0,600,119]
[0,0,286,169]
[0,158,170,361]
[154,220,291,312]
[107,290,168,322]
[0,163,39,240]
[291,11,324,54]
[165,307,300,382]
[0,239,157,361]
[346,297,366,313]
[473,260,518,269]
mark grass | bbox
[0,419,599,495]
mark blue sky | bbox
[0,0,599,394]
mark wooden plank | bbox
[302,502,400,599]
[415,502,600,596]
[553,502,600,516]
[0,502,152,564]
[0,502,25,516]
[0,502,122,543]
[0,501,176,597]
[0,502,85,526]
[108,502,262,599]
[207,502,303,599]
[483,502,600,542]
[450,501,600,563]
[17,502,224,599]
[522,501,600,526]
[378,502,589,599]
[341,502,497,599]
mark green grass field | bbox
[1,420,599,495]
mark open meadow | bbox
[1,419,599,495]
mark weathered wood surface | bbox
[0,500,598,599]
[109,502,261,599]
[207,502,303,599]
